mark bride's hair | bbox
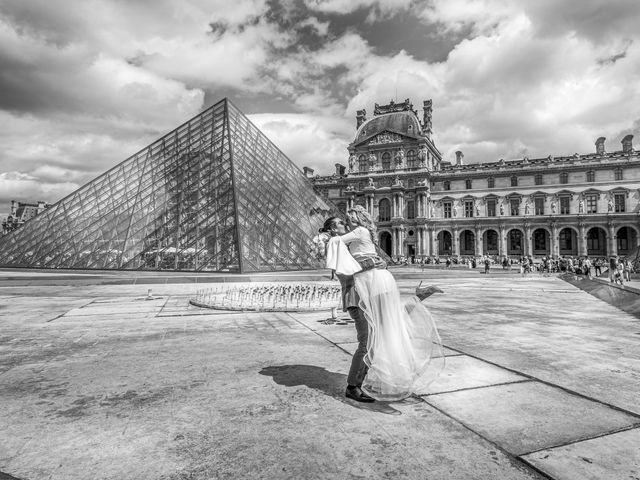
[348,206,378,245]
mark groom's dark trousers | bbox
[336,273,369,387]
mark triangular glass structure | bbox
[0,99,336,273]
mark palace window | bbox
[560,196,570,214]
[510,198,520,216]
[615,168,623,181]
[464,200,474,217]
[443,201,452,218]
[406,150,417,168]
[443,181,451,191]
[487,177,495,188]
[381,152,391,171]
[586,170,595,182]
[559,230,573,251]
[534,197,544,215]
[614,193,626,213]
[535,173,543,185]
[358,155,367,172]
[587,230,600,251]
[511,176,518,187]
[586,194,598,213]
[406,201,415,219]
[465,179,472,189]
[560,172,568,184]
[337,202,347,214]
[378,198,391,221]
[487,199,496,217]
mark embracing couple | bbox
[316,206,444,403]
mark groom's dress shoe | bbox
[345,386,375,403]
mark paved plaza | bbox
[0,269,639,480]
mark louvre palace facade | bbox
[309,99,640,261]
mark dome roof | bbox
[354,111,422,144]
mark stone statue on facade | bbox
[499,202,504,216]
[367,177,375,188]
[551,200,557,214]
[348,154,356,172]
[393,175,403,187]
[394,149,405,168]
[475,202,481,217]
[608,198,613,212]
[368,153,377,171]
[417,145,427,167]
[453,203,458,217]
[525,201,530,215]
[579,199,584,214]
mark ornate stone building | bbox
[308,98,640,261]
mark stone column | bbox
[608,222,617,256]
[431,228,438,257]
[366,193,374,216]
[550,223,558,258]
[475,227,482,257]
[578,223,586,257]
[525,225,533,257]
[348,194,355,210]
[416,228,423,256]
[398,193,404,218]
[498,225,506,257]
[453,228,460,257]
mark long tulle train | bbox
[354,269,444,401]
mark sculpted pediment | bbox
[355,130,414,147]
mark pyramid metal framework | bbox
[0,99,336,273]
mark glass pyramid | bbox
[0,99,336,273]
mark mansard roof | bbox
[352,111,422,145]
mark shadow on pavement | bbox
[259,364,401,415]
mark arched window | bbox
[443,180,451,191]
[511,175,518,187]
[406,150,417,168]
[560,172,568,184]
[465,179,472,189]
[382,152,391,170]
[535,173,543,185]
[615,168,623,181]
[487,177,495,188]
[586,170,595,182]
[358,155,367,172]
[378,198,391,221]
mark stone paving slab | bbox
[417,354,528,395]
[521,427,640,480]
[425,381,640,456]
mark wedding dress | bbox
[326,234,444,401]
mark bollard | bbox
[146,288,153,300]
[331,307,337,319]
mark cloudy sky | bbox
[1,0,639,214]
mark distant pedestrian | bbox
[484,256,490,274]
[583,257,592,279]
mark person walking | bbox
[583,256,593,279]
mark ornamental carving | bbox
[368,133,403,145]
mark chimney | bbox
[455,150,464,166]
[356,109,367,129]
[334,163,345,176]
[423,99,433,136]
[622,134,633,154]
[303,166,314,178]
[595,137,606,155]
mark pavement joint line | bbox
[412,394,556,480]
[439,346,640,421]
[518,423,640,457]
[421,378,534,397]
[46,298,96,323]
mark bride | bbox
[320,206,444,401]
